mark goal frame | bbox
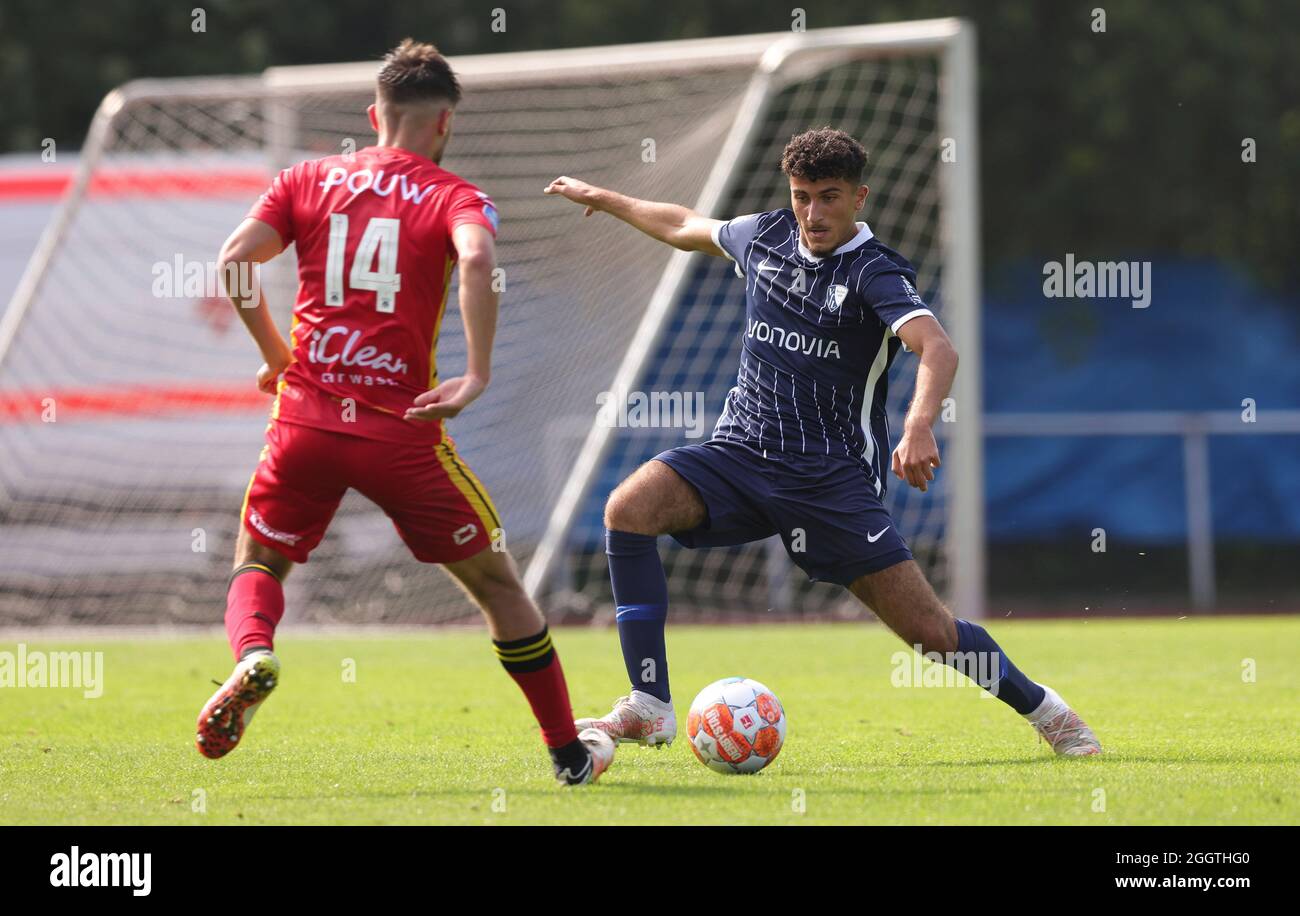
[0,19,984,619]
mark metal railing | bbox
[983,410,1300,610]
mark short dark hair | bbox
[377,38,462,106]
[780,127,867,184]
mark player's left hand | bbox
[405,375,488,422]
[543,176,602,216]
[892,424,941,492]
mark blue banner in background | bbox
[983,260,1300,542]
[575,259,1300,548]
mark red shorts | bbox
[241,420,500,564]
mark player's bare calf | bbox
[850,562,1102,756]
[848,560,958,655]
[443,546,549,641]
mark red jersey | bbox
[247,145,498,444]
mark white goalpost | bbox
[0,20,982,626]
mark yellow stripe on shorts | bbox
[435,441,501,534]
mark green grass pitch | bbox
[1,617,1296,825]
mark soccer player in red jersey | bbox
[195,39,615,785]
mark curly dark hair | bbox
[780,127,867,184]
[377,38,462,106]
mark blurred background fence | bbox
[1,0,1297,620]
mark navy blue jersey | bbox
[709,209,934,494]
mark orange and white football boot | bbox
[195,650,280,759]
[576,690,677,748]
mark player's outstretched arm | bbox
[891,316,959,492]
[544,176,726,256]
[406,223,498,423]
[218,217,292,394]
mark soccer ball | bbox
[686,677,786,774]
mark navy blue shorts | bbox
[653,439,912,587]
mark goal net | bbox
[0,21,982,627]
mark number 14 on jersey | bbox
[325,213,403,313]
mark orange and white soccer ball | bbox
[687,677,786,774]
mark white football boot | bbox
[1026,685,1102,756]
[575,689,676,748]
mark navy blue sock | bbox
[606,528,670,703]
[949,619,1046,715]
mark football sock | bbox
[949,619,1046,714]
[225,563,285,660]
[606,528,670,702]
[493,627,580,749]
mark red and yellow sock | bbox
[493,626,579,749]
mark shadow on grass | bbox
[248,781,998,803]
[879,753,1300,767]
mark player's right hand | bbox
[543,176,601,216]
[256,360,287,394]
[891,425,941,492]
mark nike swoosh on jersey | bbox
[867,526,891,543]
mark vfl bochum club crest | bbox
[826,283,849,311]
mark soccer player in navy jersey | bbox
[545,127,1100,757]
